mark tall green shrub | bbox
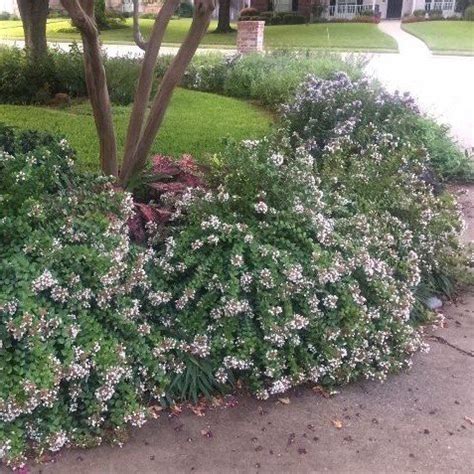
[464,4,474,19]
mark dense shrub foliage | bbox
[174,51,366,106]
[0,70,470,468]
[0,128,168,467]
[281,73,473,181]
[0,46,362,107]
[142,75,465,400]
[465,5,474,19]
[0,46,140,105]
[239,11,307,25]
[281,73,468,292]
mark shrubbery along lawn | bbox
[0,48,472,468]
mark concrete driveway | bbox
[366,21,474,150]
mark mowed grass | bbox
[403,21,474,55]
[0,18,397,51]
[0,88,271,171]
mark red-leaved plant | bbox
[128,154,206,242]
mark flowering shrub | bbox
[0,128,169,468]
[142,127,464,399]
[0,73,470,468]
[282,73,473,181]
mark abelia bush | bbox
[281,73,468,295]
[142,129,464,400]
[282,72,473,181]
[0,130,169,468]
[0,71,469,469]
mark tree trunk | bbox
[60,0,215,185]
[17,0,49,60]
[123,0,181,173]
[61,0,119,177]
[214,0,233,33]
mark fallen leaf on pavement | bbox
[312,385,331,398]
[149,405,163,419]
[332,419,343,429]
[200,428,213,438]
[211,396,224,407]
[189,403,207,417]
[464,416,474,425]
[169,405,182,417]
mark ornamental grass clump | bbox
[0,128,170,468]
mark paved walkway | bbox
[378,20,432,57]
[366,21,474,150]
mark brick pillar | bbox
[237,21,265,54]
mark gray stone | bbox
[426,296,443,310]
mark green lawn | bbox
[0,18,397,51]
[0,88,271,171]
[403,21,474,55]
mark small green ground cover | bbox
[0,18,397,51]
[0,88,271,170]
[403,21,474,55]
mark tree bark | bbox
[17,0,49,60]
[132,0,148,50]
[60,0,118,177]
[214,0,233,33]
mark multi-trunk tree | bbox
[59,0,216,187]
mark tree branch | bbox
[61,0,96,37]
[121,0,181,178]
[132,0,148,51]
[119,0,216,186]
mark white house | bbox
[325,0,456,20]
[251,0,456,19]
